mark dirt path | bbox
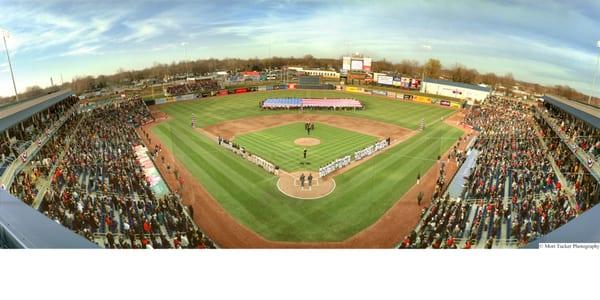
[140,109,474,248]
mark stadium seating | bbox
[405,96,582,249]
[8,97,216,249]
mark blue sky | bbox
[0,0,599,97]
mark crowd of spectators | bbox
[8,98,215,248]
[541,103,600,163]
[537,114,599,211]
[165,80,219,96]
[1,96,79,173]
[405,97,585,248]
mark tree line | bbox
[1,54,598,106]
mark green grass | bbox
[153,90,463,242]
[156,90,453,130]
[234,122,378,172]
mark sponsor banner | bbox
[266,85,274,90]
[257,86,267,91]
[133,145,169,198]
[278,84,288,90]
[392,80,402,87]
[450,101,461,108]
[440,100,451,106]
[288,83,297,89]
[218,89,229,96]
[403,94,413,100]
[414,95,431,104]
[155,98,166,105]
[401,77,411,88]
[362,88,372,94]
[235,88,248,94]
[345,86,362,93]
[377,75,394,86]
[174,94,195,101]
[396,93,404,99]
[387,91,396,98]
[372,89,387,96]
[166,97,176,102]
[410,78,422,89]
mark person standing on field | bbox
[308,173,313,187]
[300,173,305,187]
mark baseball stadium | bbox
[1,76,599,249]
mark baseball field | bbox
[149,90,464,243]
[234,122,378,172]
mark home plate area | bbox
[277,171,336,200]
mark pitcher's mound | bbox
[277,171,335,200]
[294,138,321,146]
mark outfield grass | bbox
[234,122,378,172]
[153,90,463,242]
[156,90,453,130]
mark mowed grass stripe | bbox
[154,90,463,241]
[158,90,456,129]
[234,122,378,171]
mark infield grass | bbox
[153,90,463,242]
[234,122,378,172]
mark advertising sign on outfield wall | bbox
[403,94,413,100]
[288,83,297,89]
[440,100,451,106]
[155,98,166,105]
[387,91,396,98]
[450,102,461,108]
[257,86,267,91]
[235,88,248,94]
[345,86,362,93]
[414,96,431,104]
[396,93,404,99]
[218,90,229,96]
[372,89,387,96]
[377,75,394,86]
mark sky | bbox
[0,0,600,97]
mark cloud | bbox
[1,0,600,97]
[61,45,101,57]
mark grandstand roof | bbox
[0,89,74,133]
[423,78,492,92]
[542,95,600,129]
[0,189,98,248]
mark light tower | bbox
[1,29,19,101]
[588,40,600,105]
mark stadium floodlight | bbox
[589,40,600,105]
[181,42,190,77]
[1,29,19,102]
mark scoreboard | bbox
[342,55,372,72]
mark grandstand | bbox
[0,91,216,249]
[404,94,600,248]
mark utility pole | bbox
[588,40,600,105]
[2,30,19,101]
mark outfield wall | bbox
[146,83,461,110]
[343,86,463,109]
